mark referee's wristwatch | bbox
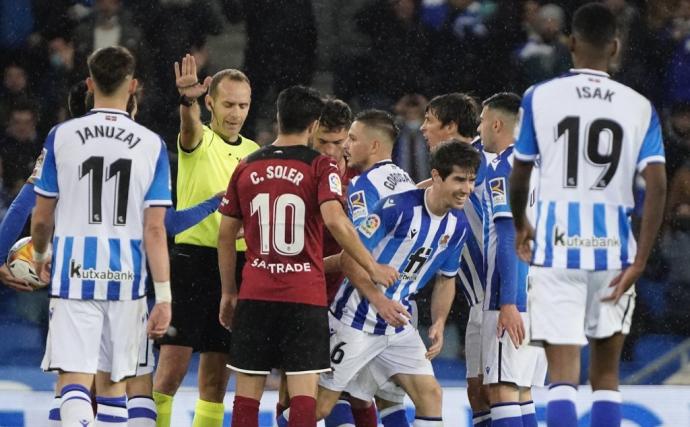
[179,94,197,107]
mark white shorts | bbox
[481,310,547,388]
[465,304,483,379]
[41,298,148,382]
[320,316,434,393]
[528,267,635,346]
[344,364,406,404]
[136,327,155,376]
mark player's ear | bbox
[445,121,458,136]
[609,38,620,61]
[128,78,138,95]
[85,77,95,93]
[568,34,576,54]
[431,168,441,183]
[205,94,214,113]
[307,119,320,137]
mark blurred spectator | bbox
[357,0,431,108]
[39,37,81,130]
[0,103,41,197]
[72,0,143,78]
[661,202,690,334]
[0,63,35,128]
[392,94,430,182]
[664,102,690,179]
[225,0,318,138]
[0,0,33,52]
[428,0,490,96]
[514,3,571,88]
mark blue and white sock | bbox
[127,396,157,427]
[472,410,491,426]
[324,399,355,427]
[520,400,537,427]
[96,395,127,426]
[48,395,61,427]
[412,416,442,426]
[491,402,524,427]
[277,407,289,427]
[547,383,578,427]
[591,389,622,427]
[60,384,94,427]
[380,404,409,427]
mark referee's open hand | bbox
[174,53,212,99]
[148,302,171,339]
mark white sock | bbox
[127,396,157,427]
[60,384,94,426]
[413,417,443,426]
[48,395,61,426]
[95,395,127,426]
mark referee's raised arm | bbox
[174,53,212,151]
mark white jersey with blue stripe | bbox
[458,139,493,306]
[347,160,416,226]
[332,189,469,335]
[33,108,172,300]
[514,69,665,271]
[483,146,529,311]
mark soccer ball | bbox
[7,237,48,289]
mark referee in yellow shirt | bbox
[153,54,259,427]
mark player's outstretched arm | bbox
[320,200,398,286]
[509,159,535,262]
[175,53,212,151]
[604,163,666,303]
[340,250,410,328]
[164,193,221,236]
[426,275,455,360]
[0,183,37,291]
[144,207,172,339]
[217,215,241,330]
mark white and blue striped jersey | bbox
[514,69,665,271]
[332,189,469,335]
[34,108,172,300]
[458,139,493,306]
[483,146,528,312]
[347,160,416,226]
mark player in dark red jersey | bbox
[217,86,398,427]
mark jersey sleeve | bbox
[487,161,512,221]
[438,224,467,277]
[356,195,399,251]
[348,177,380,226]
[219,163,243,218]
[636,105,666,171]
[144,140,173,207]
[33,126,59,198]
[513,86,539,162]
[316,156,344,205]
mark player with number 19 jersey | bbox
[219,145,343,307]
[34,108,172,300]
[514,69,665,270]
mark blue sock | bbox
[380,404,408,427]
[591,390,621,427]
[277,408,289,427]
[491,402,523,427]
[520,401,537,427]
[472,410,491,426]
[324,399,355,427]
[547,383,578,427]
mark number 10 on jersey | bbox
[250,193,306,256]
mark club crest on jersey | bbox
[359,214,381,238]
[439,234,450,247]
[490,177,507,206]
[329,173,342,196]
[349,191,367,221]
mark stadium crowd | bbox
[0,1,688,426]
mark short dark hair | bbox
[87,46,135,95]
[572,3,617,48]
[320,98,353,131]
[430,139,481,180]
[354,109,398,143]
[209,68,251,98]
[276,85,325,134]
[426,93,479,138]
[482,92,521,116]
[68,80,89,118]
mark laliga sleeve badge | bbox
[358,214,381,238]
[329,172,342,196]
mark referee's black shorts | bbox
[228,299,330,375]
[158,244,245,353]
